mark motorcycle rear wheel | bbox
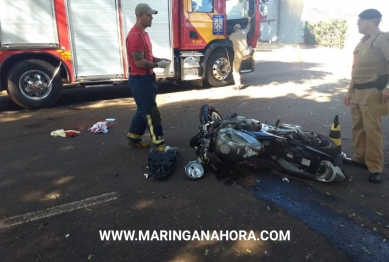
[286,132,339,157]
[199,104,223,125]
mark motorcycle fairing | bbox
[214,128,265,161]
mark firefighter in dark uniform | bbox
[126,3,171,151]
[343,9,389,183]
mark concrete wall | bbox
[275,0,389,46]
[278,0,305,43]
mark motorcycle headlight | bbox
[185,160,205,179]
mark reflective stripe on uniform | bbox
[146,114,164,145]
[127,132,142,139]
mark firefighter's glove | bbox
[157,60,170,68]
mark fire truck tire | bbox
[205,49,233,87]
[7,59,62,110]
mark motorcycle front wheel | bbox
[199,104,223,125]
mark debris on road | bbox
[144,174,149,178]
[361,247,371,255]
[51,129,80,137]
[89,121,110,134]
[283,178,289,183]
[38,221,48,231]
[65,234,70,238]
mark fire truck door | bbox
[66,0,124,80]
[121,0,174,78]
[187,0,226,46]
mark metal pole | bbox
[48,62,62,87]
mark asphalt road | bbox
[1,48,389,261]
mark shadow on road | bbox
[1,87,389,261]
[1,61,334,113]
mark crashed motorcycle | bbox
[185,105,347,183]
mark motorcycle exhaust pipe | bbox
[277,158,346,183]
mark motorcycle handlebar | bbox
[229,112,238,118]
[202,120,238,132]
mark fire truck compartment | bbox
[66,0,124,80]
[121,0,175,79]
[0,0,59,49]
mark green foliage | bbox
[303,19,348,48]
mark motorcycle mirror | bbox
[275,119,280,128]
[230,111,238,118]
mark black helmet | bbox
[148,146,178,178]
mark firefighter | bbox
[342,9,389,183]
[126,3,172,152]
[229,16,253,90]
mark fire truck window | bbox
[192,0,214,13]
[226,0,251,19]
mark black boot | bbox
[369,173,382,183]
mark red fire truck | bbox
[0,0,260,109]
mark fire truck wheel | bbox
[205,49,233,87]
[7,59,62,110]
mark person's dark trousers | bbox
[127,74,165,147]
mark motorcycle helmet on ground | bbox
[148,146,178,178]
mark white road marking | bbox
[0,192,118,229]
